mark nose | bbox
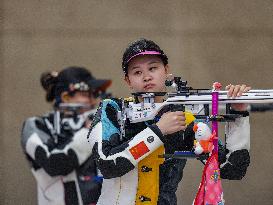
[143,72,152,82]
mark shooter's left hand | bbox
[226,84,251,111]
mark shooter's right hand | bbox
[156,111,187,136]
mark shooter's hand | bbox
[85,119,92,128]
[156,111,187,135]
[226,84,251,111]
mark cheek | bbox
[155,71,167,82]
[71,95,91,104]
[156,76,167,89]
[89,97,97,105]
[128,77,141,88]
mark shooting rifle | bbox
[124,77,273,123]
[118,77,273,157]
[50,103,96,143]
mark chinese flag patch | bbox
[129,141,150,160]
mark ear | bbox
[61,91,70,103]
[164,64,170,75]
[124,75,132,88]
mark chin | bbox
[144,89,157,92]
[150,88,165,93]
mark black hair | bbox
[122,38,168,75]
[40,71,59,102]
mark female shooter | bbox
[21,66,111,205]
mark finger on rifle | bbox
[244,86,251,92]
[225,84,232,90]
[232,85,241,98]
[227,85,234,97]
[173,111,185,116]
[176,120,186,126]
[237,84,246,97]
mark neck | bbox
[137,95,165,103]
[155,96,165,103]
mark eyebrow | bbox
[130,66,140,71]
[131,61,161,70]
[148,61,161,65]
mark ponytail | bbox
[40,71,59,102]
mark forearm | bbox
[92,122,164,178]
[220,116,250,179]
[23,119,91,176]
[225,116,250,152]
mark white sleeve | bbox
[225,116,250,152]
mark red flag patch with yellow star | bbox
[129,141,150,160]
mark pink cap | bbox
[126,51,162,63]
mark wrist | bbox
[155,122,166,135]
[229,109,249,117]
[230,103,248,111]
[149,124,166,143]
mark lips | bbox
[144,84,155,90]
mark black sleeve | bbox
[219,147,250,180]
[21,117,91,176]
[34,146,79,176]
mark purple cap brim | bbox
[126,51,162,63]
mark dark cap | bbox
[122,38,168,74]
[55,66,112,97]
[40,66,112,104]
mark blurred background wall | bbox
[1,0,272,204]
